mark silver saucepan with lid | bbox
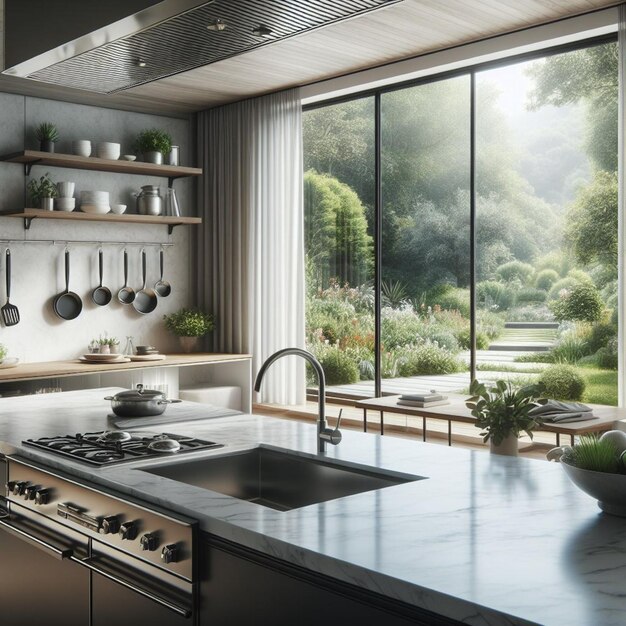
[104,384,182,418]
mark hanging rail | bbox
[0,239,174,247]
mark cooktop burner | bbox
[23,431,223,466]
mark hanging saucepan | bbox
[133,249,158,314]
[91,248,112,306]
[53,249,83,320]
[117,249,135,304]
[154,248,171,297]
[104,384,181,418]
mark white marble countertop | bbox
[0,388,624,626]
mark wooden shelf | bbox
[4,209,202,234]
[0,353,252,383]
[0,150,202,185]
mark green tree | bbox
[304,170,373,290]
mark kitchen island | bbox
[0,388,623,625]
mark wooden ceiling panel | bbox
[0,0,618,116]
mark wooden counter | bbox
[0,353,251,383]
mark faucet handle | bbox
[334,409,343,431]
[328,409,343,445]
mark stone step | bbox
[504,322,559,329]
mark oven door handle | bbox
[0,513,74,560]
[69,554,192,618]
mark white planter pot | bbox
[143,151,163,164]
[490,433,519,457]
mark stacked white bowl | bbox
[80,190,110,214]
[72,140,91,157]
[96,142,121,160]
[56,182,75,212]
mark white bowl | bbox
[121,155,137,161]
[80,190,109,202]
[96,142,121,160]
[80,204,110,214]
[56,198,76,212]
[72,140,91,157]
[110,203,127,215]
[57,182,75,197]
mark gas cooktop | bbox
[23,430,223,466]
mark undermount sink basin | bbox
[142,446,423,511]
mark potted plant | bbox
[133,128,173,165]
[0,343,7,362]
[35,122,60,153]
[163,308,214,353]
[466,379,546,456]
[27,173,58,210]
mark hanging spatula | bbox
[1,249,20,326]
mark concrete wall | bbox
[0,94,195,363]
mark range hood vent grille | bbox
[14,0,401,94]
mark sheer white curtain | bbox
[619,6,626,407]
[196,89,305,405]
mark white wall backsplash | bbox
[0,94,195,363]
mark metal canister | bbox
[167,145,179,166]
[137,185,163,216]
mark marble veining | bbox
[0,388,624,625]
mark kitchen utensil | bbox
[91,248,112,306]
[79,356,130,363]
[110,203,126,215]
[117,250,135,304]
[133,249,158,314]
[96,142,121,160]
[72,140,91,157]
[104,384,181,418]
[53,249,83,320]
[55,198,75,211]
[164,187,180,217]
[136,185,163,216]
[154,249,172,297]
[1,249,20,326]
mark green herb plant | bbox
[466,379,547,446]
[0,343,7,360]
[34,122,59,142]
[163,309,214,337]
[27,173,58,205]
[562,435,621,474]
[134,128,173,156]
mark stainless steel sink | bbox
[142,446,423,511]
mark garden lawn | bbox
[578,364,618,406]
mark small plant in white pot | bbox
[27,173,58,210]
[163,308,214,353]
[466,379,547,456]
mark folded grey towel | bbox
[529,400,596,423]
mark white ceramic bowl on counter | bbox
[72,140,91,157]
[110,204,127,215]
[96,142,121,160]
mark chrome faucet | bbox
[254,348,342,454]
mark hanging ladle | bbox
[91,248,112,306]
[154,248,171,297]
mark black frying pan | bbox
[53,249,83,320]
[117,249,135,304]
[91,248,112,306]
[132,249,158,314]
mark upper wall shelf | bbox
[0,150,203,187]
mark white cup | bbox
[57,182,75,197]
[72,140,91,157]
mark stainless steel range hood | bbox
[3,0,402,95]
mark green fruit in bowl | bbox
[0,343,7,361]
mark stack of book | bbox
[396,393,449,408]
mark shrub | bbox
[596,337,618,370]
[316,347,359,385]
[397,342,463,376]
[456,328,489,350]
[477,281,516,310]
[587,322,617,353]
[515,352,554,363]
[505,305,554,322]
[566,269,593,285]
[550,333,588,364]
[535,269,560,291]
[548,277,581,301]
[381,306,424,350]
[538,365,585,401]
[421,326,459,352]
[435,288,470,317]
[495,260,534,284]
[535,251,571,277]
[476,310,505,339]
[516,287,547,304]
[549,283,604,323]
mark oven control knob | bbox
[119,521,138,541]
[34,488,51,505]
[5,481,16,495]
[140,532,158,551]
[12,481,28,496]
[161,544,179,564]
[24,485,40,500]
[101,516,120,535]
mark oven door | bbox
[0,505,89,626]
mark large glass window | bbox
[302,39,618,406]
